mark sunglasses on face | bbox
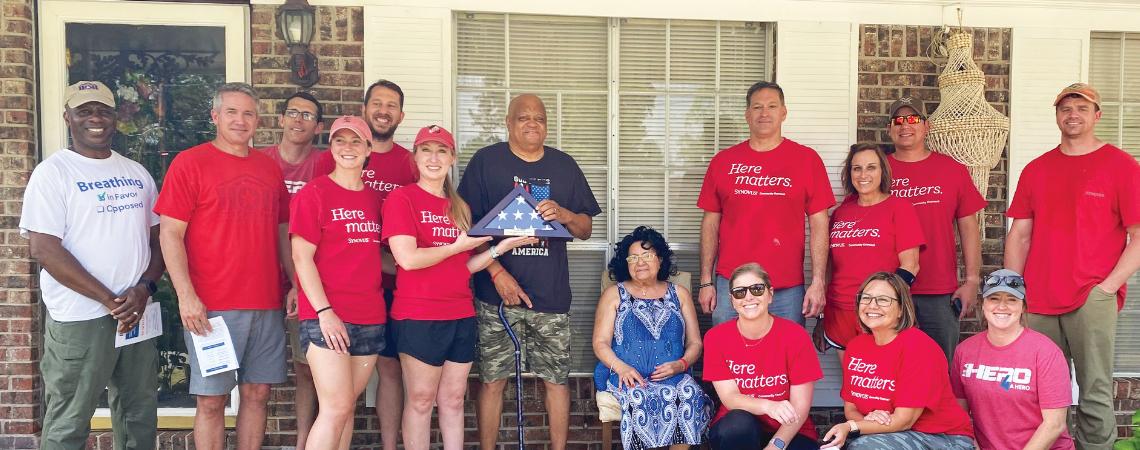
[284,109,318,122]
[857,294,898,307]
[890,115,923,125]
[730,283,769,299]
[984,275,1025,289]
[625,252,658,265]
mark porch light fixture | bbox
[277,0,319,87]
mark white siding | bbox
[363,6,453,145]
[777,21,859,407]
[1008,28,1087,200]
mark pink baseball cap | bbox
[328,116,372,146]
[414,125,455,150]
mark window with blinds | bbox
[1088,31,1140,375]
[455,12,773,373]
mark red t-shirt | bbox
[290,176,385,324]
[154,142,290,310]
[697,139,835,288]
[951,329,1074,450]
[257,145,325,198]
[888,152,987,295]
[827,195,925,309]
[1007,144,1140,314]
[318,144,418,290]
[381,184,474,321]
[702,318,822,440]
[842,327,974,438]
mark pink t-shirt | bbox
[842,327,974,438]
[154,142,290,311]
[888,152,987,295]
[697,139,835,288]
[381,184,474,321]
[827,195,925,309]
[318,144,419,290]
[257,145,325,198]
[702,318,822,440]
[951,329,1074,450]
[1007,144,1140,314]
[289,176,385,324]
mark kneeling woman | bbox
[821,272,973,450]
[705,263,823,450]
[951,269,1074,450]
[383,125,535,450]
[291,116,386,450]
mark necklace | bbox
[736,317,773,348]
[626,281,659,299]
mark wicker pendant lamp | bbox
[926,32,1010,199]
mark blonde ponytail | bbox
[443,174,472,231]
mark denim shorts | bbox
[299,319,386,357]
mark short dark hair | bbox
[363,79,405,108]
[281,91,323,122]
[607,226,676,283]
[841,143,893,197]
[746,81,785,105]
[856,271,917,334]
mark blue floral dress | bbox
[594,282,711,449]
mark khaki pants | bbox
[42,315,157,450]
[1028,286,1118,450]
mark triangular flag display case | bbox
[469,185,573,239]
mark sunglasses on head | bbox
[730,283,769,299]
[984,275,1024,289]
[891,115,923,125]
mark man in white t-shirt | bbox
[20,81,164,450]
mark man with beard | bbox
[316,79,416,450]
[22,80,164,450]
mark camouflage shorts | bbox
[475,301,571,385]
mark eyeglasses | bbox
[625,253,658,264]
[730,283,769,299]
[857,294,898,307]
[983,275,1024,289]
[890,115,923,125]
[284,109,318,122]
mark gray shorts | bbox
[184,309,288,396]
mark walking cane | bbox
[497,301,525,449]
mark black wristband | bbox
[137,278,158,296]
[895,268,916,286]
[315,306,334,316]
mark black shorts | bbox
[299,319,386,357]
[392,317,477,366]
[378,289,399,358]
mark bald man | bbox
[458,94,601,450]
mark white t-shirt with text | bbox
[19,149,159,322]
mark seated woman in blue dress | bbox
[593,226,711,449]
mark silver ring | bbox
[133,311,140,316]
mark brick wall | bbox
[0,0,40,448]
[856,25,1011,307]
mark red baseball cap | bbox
[414,125,455,150]
[328,116,372,146]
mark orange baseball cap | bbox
[1053,83,1101,108]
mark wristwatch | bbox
[137,277,158,296]
[490,246,501,259]
[770,437,786,450]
